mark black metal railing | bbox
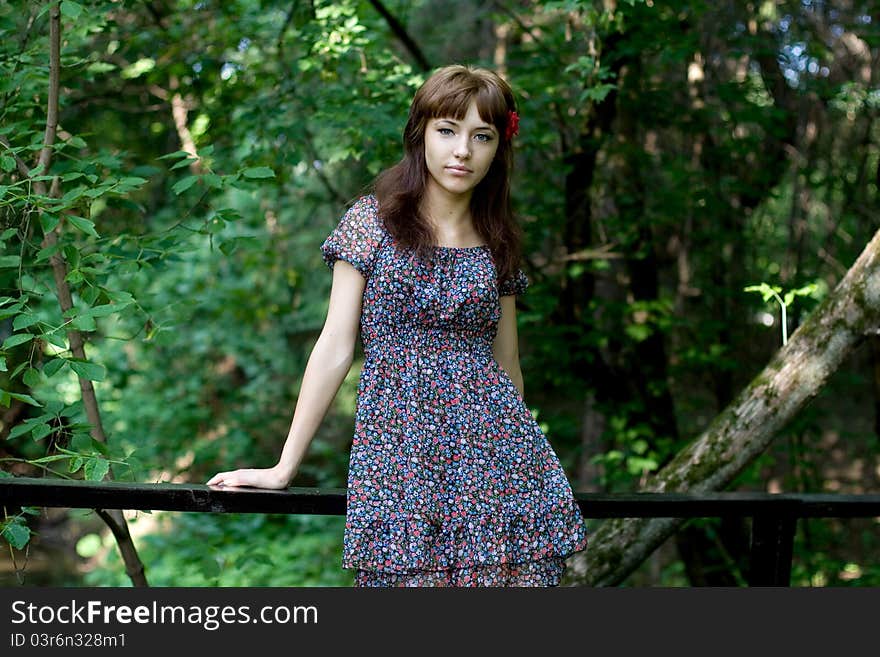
[2,476,879,586]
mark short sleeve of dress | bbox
[498,268,529,297]
[320,195,385,279]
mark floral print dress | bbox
[320,195,588,587]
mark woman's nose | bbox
[453,137,471,158]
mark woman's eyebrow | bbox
[435,118,497,132]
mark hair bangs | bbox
[422,75,509,129]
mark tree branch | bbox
[367,0,431,71]
[36,2,60,178]
[24,1,149,588]
[564,225,880,586]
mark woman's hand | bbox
[205,465,292,490]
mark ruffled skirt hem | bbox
[354,555,567,587]
[342,501,589,574]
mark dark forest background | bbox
[1,0,878,586]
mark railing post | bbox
[748,514,797,586]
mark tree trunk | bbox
[563,225,880,586]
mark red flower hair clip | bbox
[505,110,520,140]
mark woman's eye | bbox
[438,127,454,136]
[474,133,493,142]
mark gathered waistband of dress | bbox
[363,325,493,357]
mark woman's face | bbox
[423,99,499,201]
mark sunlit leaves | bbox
[172,175,199,195]
[1,333,32,349]
[66,215,99,237]
[241,166,274,179]
[0,519,30,550]
[60,1,84,19]
[67,358,106,382]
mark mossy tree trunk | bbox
[563,226,880,586]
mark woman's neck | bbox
[421,183,473,234]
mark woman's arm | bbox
[492,295,525,399]
[206,260,366,489]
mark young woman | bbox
[207,65,589,587]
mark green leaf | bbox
[0,356,5,371]
[105,290,135,305]
[43,358,66,377]
[626,456,659,475]
[84,457,110,482]
[70,433,93,452]
[69,456,84,474]
[203,173,223,189]
[40,332,68,349]
[743,283,781,303]
[2,333,32,349]
[1,521,30,549]
[40,212,61,233]
[241,166,275,179]
[36,243,63,262]
[792,283,818,297]
[0,228,16,241]
[9,361,28,379]
[157,150,192,160]
[67,358,105,381]
[66,215,99,237]
[172,175,199,195]
[7,392,42,407]
[12,313,40,330]
[8,422,35,439]
[118,176,148,187]
[30,454,73,464]
[0,307,21,321]
[84,304,120,318]
[0,255,21,268]
[60,1,83,19]
[0,155,15,172]
[170,158,197,170]
[32,423,53,441]
[86,62,116,75]
[624,324,652,342]
[83,186,111,199]
[214,208,243,222]
[22,367,42,387]
[70,314,97,331]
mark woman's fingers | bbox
[206,468,284,489]
[206,470,242,487]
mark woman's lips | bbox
[446,166,472,175]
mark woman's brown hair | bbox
[373,64,523,284]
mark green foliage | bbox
[1,0,876,588]
[82,512,352,587]
[744,282,820,345]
